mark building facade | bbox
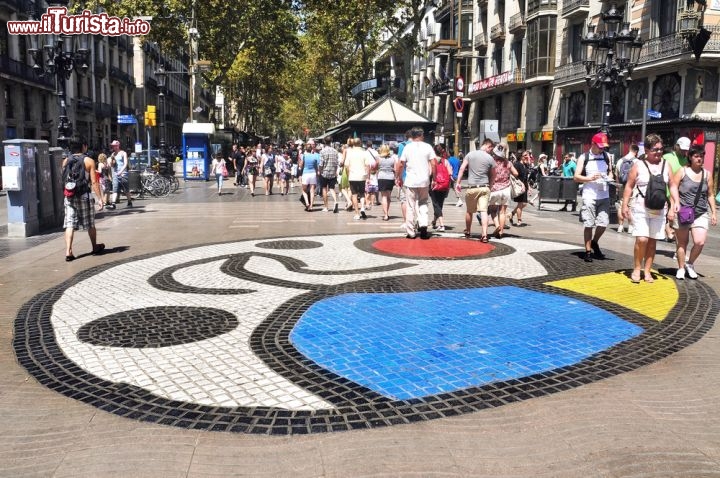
[388,0,720,184]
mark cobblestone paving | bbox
[13,233,719,435]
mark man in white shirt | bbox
[574,132,613,262]
[395,127,435,239]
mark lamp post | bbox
[156,66,168,162]
[28,1,90,148]
[580,3,643,135]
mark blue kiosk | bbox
[182,123,215,181]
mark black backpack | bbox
[637,159,667,210]
[62,154,89,197]
[290,149,299,163]
[580,151,610,177]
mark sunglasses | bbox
[649,147,664,153]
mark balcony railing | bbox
[76,96,94,111]
[0,54,54,88]
[509,12,526,33]
[490,23,506,42]
[561,0,589,18]
[94,103,112,119]
[474,32,488,49]
[527,0,558,18]
[109,66,135,86]
[554,61,585,82]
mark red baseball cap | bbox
[591,132,609,148]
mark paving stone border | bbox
[12,237,719,435]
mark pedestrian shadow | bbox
[73,245,129,261]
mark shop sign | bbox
[468,71,512,94]
[517,132,526,142]
[705,131,718,142]
[532,131,553,141]
[507,133,517,142]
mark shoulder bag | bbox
[678,168,704,225]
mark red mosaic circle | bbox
[371,237,495,259]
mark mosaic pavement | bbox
[13,233,718,435]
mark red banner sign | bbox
[468,71,512,94]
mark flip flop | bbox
[630,271,641,283]
[65,255,75,262]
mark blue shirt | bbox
[562,160,576,178]
[303,153,319,174]
[448,155,461,179]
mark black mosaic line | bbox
[12,234,719,436]
[77,306,239,348]
[255,240,324,250]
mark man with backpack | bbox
[574,132,613,262]
[615,144,639,233]
[62,136,105,262]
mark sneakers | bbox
[321,207,328,212]
[419,226,429,239]
[676,268,686,280]
[437,226,445,232]
[353,215,361,220]
[686,263,699,279]
[456,199,463,207]
[360,209,367,219]
[591,240,605,259]
[333,203,339,214]
[617,225,624,233]
[583,251,593,263]
[126,201,133,208]
[627,225,634,234]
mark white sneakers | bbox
[617,225,624,233]
[456,199,463,207]
[677,263,699,280]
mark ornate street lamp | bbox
[155,66,168,164]
[27,1,90,148]
[581,3,644,134]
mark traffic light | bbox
[145,105,156,127]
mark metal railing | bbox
[76,96,94,110]
[527,0,558,17]
[0,54,54,88]
[554,61,585,82]
[561,0,589,17]
[490,23,506,41]
[509,12,526,32]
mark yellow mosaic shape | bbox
[546,271,679,322]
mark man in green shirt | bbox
[664,136,691,173]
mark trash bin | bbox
[537,176,562,210]
[560,178,579,201]
[128,169,140,193]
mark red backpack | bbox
[433,158,450,191]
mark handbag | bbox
[509,175,526,199]
[678,168,704,225]
[221,162,228,178]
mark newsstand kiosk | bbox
[182,123,215,181]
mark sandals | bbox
[480,235,489,243]
[644,272,655,283]
[65,254,75,262]
[630,271,641,283]
[463,230,471,239]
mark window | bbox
[461,14,473,48]
[0,22,8,56]
[5,86,13,119]
[653,0,677,36]
[515,92,523,129]
[569,22,584,63]
[42,94,49,122]
[492,45,503,76]
[24,90,31,120]
[511,40,522,70]
[495,95,503,131]
[527,16,556,78]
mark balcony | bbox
[94,103,112,119]
[467,68,526,96]
[118,36,127,50]
[474,32,488,49]
[94,60,106,78]
[76,96,94,111]
[561,0,589,19]
[490,23,506,43]
[509,13,526,34]
[554,61,585,84]
[527,0,558,19]
[0,54,54,89]
[109,66,135,87]
[428,37,459,52]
